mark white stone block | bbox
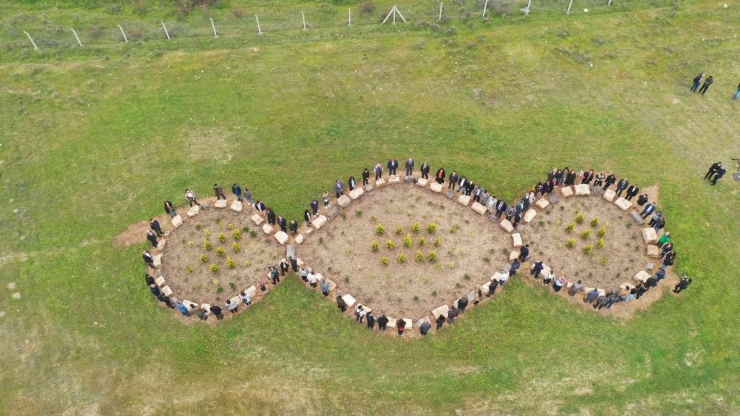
[295,234,304,245]
[614,197,632,211]
[471,202,486,215]
[634,270,651,283]
[535,199,550,209]
[512,233,522,248]
[251,214,264,226]
[479,283,491,296]
[349,187,364,200]
[387,318,397,328]
[342,294,356,308]
[509,251,520,261]
[523,209,537,223]
[245,286,257,297]
[171,215,183,228]
[539,265,551,279]
[388,175,400,184]
[457,194,471,206]
[155,276,166,287]
[575,184,591,196]
[646,245,660,257]
[157,240,166,251]
[500,219,514,233]
[326,279,337,291]
[201,303,211,313]
[337,195,351,208]
[560,186,574,198]
[597,289,606,297]
[262,224,274,234]
[375,178,386,186]
[214,199,227,208]
[416,178,428,187]
[274,231,289,245]
[230,200,243,212]
[229,296,240,306]
[187,206,200,217]
[183,300,198,309]
[402,318,412,329]
[603,189,616,202]
[429,182,443,193]
[313,215,327,229]
[431,305,449,319]
[153,254,163,267]
[641,228,658,244]
[161,285,173,296]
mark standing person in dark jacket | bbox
[243,188,253,205]
[419,318,432,336]
[519,244,530,262]
[637,193,649,206]
[146,230,159,247]
[448,171,459,190]
[362,168,370,186]
[704,162,722,180]
[420,162,430,179]
[334,179,345,198]
[625,185,639,201]
[142,250,154,267]
[213,184,226,200]
[210,305,224,320]
[164,201,177,218]
[674,276,692,294]
[593,172,606,188]
[435,167,446,184]
[232,184,242,202]
[289,219,298,235]
[289,255,298,272]
[304,210,312,226]
[710,165,727,186]
[377,314,389,331]
[457,297,469,313]
[690,73,704,92]
[279,258,289,276]
[495,200,507,219]
[336,293,347,312]
[465,181,475,196]
[396,318,406,335]
[565,170,577,186]
[582,170,594,185]
[603,174,617,190]
[266,208,276,225]
[387,158,399,175]
[615,178,629,197]
[348,176,356,192]
[374,163,383,180]
[405,158,415,176]
[366,311,375,329]
[699,76,713,95]
[310,200,319,216]
[447,306,459,324]
[150,218,163,237]
[278,215,287,232]
[435,314,446,330]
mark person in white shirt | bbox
[498,269,510,286]
[239,290,251,306]
[355,305,366,323]
[300,266,308,282]
[307,271,318,288]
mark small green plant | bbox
[348,237,355,244]
[590,218,599,228]
[229,282,236,290]
[200,254,208,263]
[203,240,212,250]
[597,227,606,238]
[370,215,377,222]
[427,223,437,233]
[216,247,226,256]
[411,222,421,233]
[212,279,220,286]
[227,223,234,230]
[427,251,437,262]
[232,229,241,240]
[565,223,575,233]
[415,250,424,262]
[601,257,608,265]
[483,256,490,263]
[449,226,459,234]
[397,252,407,263]
[418,237,426,246]
[187,241,194,247]
[432,290,438,297]
[319,237,324,244]
[576,213,585,224]
[344,276,350,283]
[195,224,202,231]
[455,283,462,289]
[216,286,223,293]
[386,240,396,249]
[226,257,236,268]
[232,242,241,253]
[464,274,471,280]
[626,223,633,229]
[355,210,362,217]
[583,245,593,255]
[242,226,250,232]
[341,213,347,221]
[376,224,385,235]
[204,229,211,238]
[371,241,380,252]
[545,209,551,215]
[581,230,591,240]
[596,238,605,249]
[218,232,227,243]
[413,296,419,301]
[566,239,576,248]
[249,231,258,238]
[403,234,413,248]
[185,266,193,273]
[380,257,389,266]
[210,263,220,273]
[395,226,404,235]
[434,236,441,247]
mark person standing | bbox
[625,185,639,201]
[374,163,384,180]
[734,82,740,100]
[405,158,414,176]
[396,318,406,335]
[304,210,312,227]
[243,188,254,205]
[210,304,224,320]
[366,311,375,329]
[419,318,432,336]
[593,172,605,188]
[334,179,345,198]
[289,256,298,272]
[690,73,704,92]
[336,293,347,312]
[213,184,226,200]
[457,297,469,313]
[142,250,154,268]
[320,279,330,296]
[232,184,242,202]
[487,279,499,297]
[420,162,430,179]
[289,219,298,235]
[699,76,714,95]
[636,193,649,206]
[269,266,280,285]
[657,232,671,248]
[184,189,201,207]
[348,176,356,192]
[322,192,330,208]
[615,178,629,198]
[149,218,163,237]
[239,290,252,306]
[447,306,459,324]
[704,162,722,180]
[278,215,287,232]
[640,202,656,219]
[266,208,276,225]
[674,276,692,294]
[448,171,458,190]
[435,314,445,331]
[711,165,726,186]
[176,301,190,317]
[279,258,289,276]
[149,283,161,297]
[226,299,238,314]
[377,314,389,331]
[518,244,530,262]
[603,174,617,190]
[387,158,398,176]
[530,261,544,277]
[582,170,594,185]
[164,201,177,218]
[146,229,159,247]
[355,305,366,323]
[584,288,599,304]
[362,168,370,186]
[568,280,583,297]
[310,200,319,216]
[495,200,507,219]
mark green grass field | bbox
[1,0,740,414]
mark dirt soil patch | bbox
[159,207,284,305]
[303,184,511,319]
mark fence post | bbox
[255,15,263,34]
[439,2,443,20]
[348,8,352,26]
[567,0,574,14]
[161,22,170,40]
[302,12,307,30]
[71,28,83,47]
[525,0,532,15]
[23,31,39,50]
[117,25,128,43]
[210,18,218,38]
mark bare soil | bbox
[159,206,284,306]
[304,184,511,320]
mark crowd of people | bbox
[140,159,694,331]
[690,73,740,100]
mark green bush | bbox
[376,224,385,235]
[583,245,593,255]
[590,218,599,228]
[403,234,413,248]
[434,236,441,247]
[232,242,241,253]
[218,232,227,243]
[210,263,220,273]
[596,238,605,249]
[397,252,407,263]
[232,229,241,240]
[576,213,585,224]
[411,222,421,233]
[566,239,576,248]
[249,231,258,238]
[203,240,212,250]
[395,226,404,235]
[415,250,424,262]
[386,240,396,249]
[565,223,575,233]
[204,229,211,238]
[597,227,606,238]
[380,257,389,266]
[581,230,591,240]
[418,237,426,246]
[427,251,437,262]
[216,247,226,256]
[226,257,236,269]
[371,241,380,252]
[427,223,437,233]
[200,254,208,263]
[186,266,193,273]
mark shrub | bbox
[576,213,585,224]
[319,237,324,244]
[355,210,362,217]
[229,282,236,290]
[185,266,193,273]
[370,215,377,222]
[216,286,223,293]
[432,290,438,297]
[232,242,241,253]
[581,230,591,240]
[187,241,194,247]
[418,237,426,246]
[371,241,380,252]
[218,232,227,243]
[242,226,250,232]
[596,238,605,249]
[434,236,442,247]
[464,274,471,280]
[226,257,236,269]
[565,223,575,234]
[415,250,424,262]
[216,247,226,256]
[210,263,220,273]
[411,222,421,233]
[583,245,593,255]
[566,239,576,248]
[227,223,234,230]
[403,234,413,248]
[380,257,389,266]
[376,224,385,235]
[344,276,350,283]
[413,295,419,301]
[200,254,208,263]
[449,226,458,234]
[232,229,241,240]
[427,251,437,262]
[348,237,355,244]
[386,240,396,249]
[397,252,407,263]
[203,240,212,250]
[204,229,210,237]
[427,223,437,233]
[249,231,257,238]
[597,227,606,238]
[244,260,251,266]
[600,257,608,265]
[395,226,404,235]
[590,218,599,228]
